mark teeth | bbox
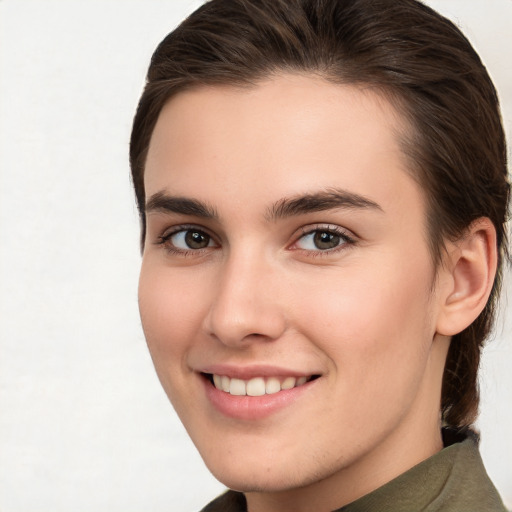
[211,374,311,396]
[246,377,266,397]
[265,377,281,395]
[281,377,296,390]
[220,375,229,392]
[297,376,307,386]
[230,378,246,396]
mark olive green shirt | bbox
[200,431,507,512]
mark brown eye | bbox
[313,231,341,250]
[184,230,211,249]
[294,228,352,252]
[167,229,214,250]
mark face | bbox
[139,75,449,504]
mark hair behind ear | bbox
[436,219,499,426]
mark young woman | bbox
[130,0,509,510]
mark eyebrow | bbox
[145,191,218,219]
[267,188,383,221]
[144,187,382,221]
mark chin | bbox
[209,467,307,494]
[201,447,332,494]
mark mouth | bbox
[203,373,320,397]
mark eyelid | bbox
[155,223,220,253]
[289,223,357,253]
[158,223,214,239]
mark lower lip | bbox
[203,376,315,421]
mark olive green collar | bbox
[337,429,505,512]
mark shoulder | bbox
[436,431,507,512]
[337,429,507,512]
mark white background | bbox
[0,1,510,511]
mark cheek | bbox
[291,255,435,396]
[138,261,208,370]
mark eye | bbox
[293,226,354,252]
[160,227,217,251]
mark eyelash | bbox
[291,224,356,256]
[155,224,356,257]
[156,224,218,256]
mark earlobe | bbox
[436,218,497,336]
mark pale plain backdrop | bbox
[0,1,510,511]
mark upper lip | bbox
[197,364,320,380]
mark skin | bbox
[138,74,487,512]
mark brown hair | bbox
[130,0,509,428]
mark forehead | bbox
[144,74,424,223]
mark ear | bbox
[436,218,497,336]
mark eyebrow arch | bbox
[145,191,218,219]
[267,187,383,221]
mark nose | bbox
[203,249,287,347]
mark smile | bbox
[201,370,321,420]
[209,374,316,396]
